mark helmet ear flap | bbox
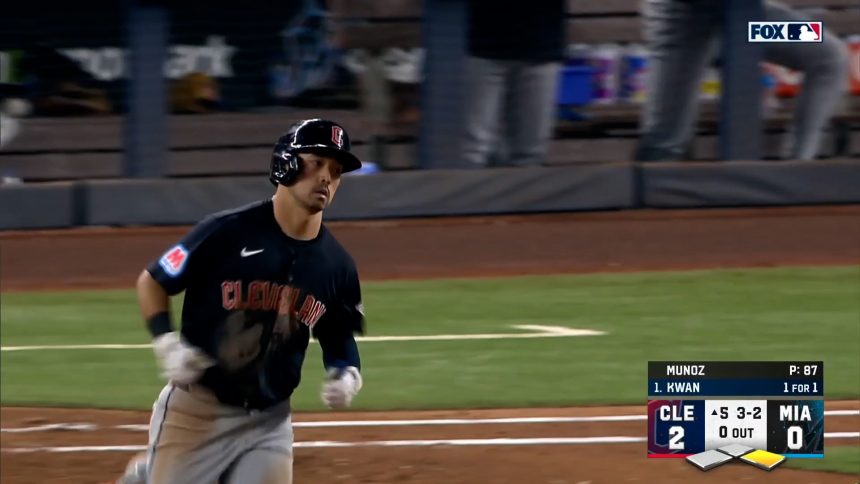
[269,146,302,186]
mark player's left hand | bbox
[321,366,362,409]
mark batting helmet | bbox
[269,119,362,186]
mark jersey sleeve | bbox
[338,262,366,335]
[314,262,365,336]
[146,215,223,295]
[312,259,366,370]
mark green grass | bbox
[786,446,860,476]
[1,266,858,411]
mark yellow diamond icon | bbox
[739,449,786,471]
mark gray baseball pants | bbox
[121,383,294,484]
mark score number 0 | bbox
[787,426,803,450]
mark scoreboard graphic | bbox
[647,361,824,471]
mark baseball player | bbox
[117,119,366,484]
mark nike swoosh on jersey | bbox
[240,247,265,257]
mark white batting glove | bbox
[152,332,216,385]
[321,366,363,409]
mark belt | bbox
[175,383,278,412]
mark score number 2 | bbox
[669,426,685,450]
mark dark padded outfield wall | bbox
[83,177,273,226]
[640,160,860,208]
[82,163,635,226]
[3,161,860,230]
[325,163,635,219]
[0,183,78,229]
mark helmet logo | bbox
[331,126,344,148]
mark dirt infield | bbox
[2,205,860,290]
[1,205,859,483]
[1,403,858,484]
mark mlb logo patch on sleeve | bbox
[159,245,189,276]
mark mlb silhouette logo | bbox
[748,22,823,43]
[787,23,821,41]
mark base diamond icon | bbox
[686,450,734,471]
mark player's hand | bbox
[321,366,362,409]
[152,332,216,385]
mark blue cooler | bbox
[557,66,593,106]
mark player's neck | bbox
[272,192,322,241]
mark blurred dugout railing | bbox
[0,0,858,183]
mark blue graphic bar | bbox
[648,379,823,397]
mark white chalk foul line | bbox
[295,436,646,448]
[4,433,859,453]
[1,344,153,351]
[5,445,148,454]
[826,432,860,439]
[0,437,642,453]
[2,410,856,433]
[0,325,605,352]
[825,410,860,416]
[295,415,645,428]
[2,423,100,433]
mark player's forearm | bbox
[320,333,361,371]
[136,269,172,336]
[137,269,169,317]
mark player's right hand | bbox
[152,332,216,385]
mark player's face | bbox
[291,152,343,212]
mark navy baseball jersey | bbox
[147,199,364,409]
